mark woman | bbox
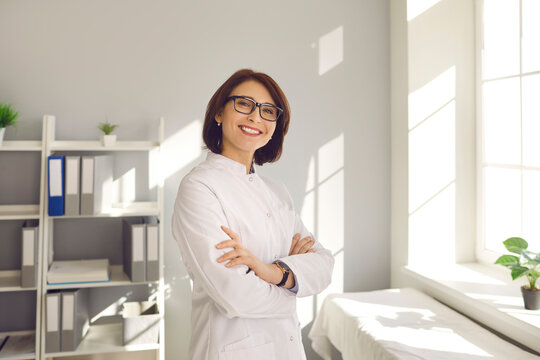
[172,69,334,360]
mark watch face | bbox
[277,260,291,272]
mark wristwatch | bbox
[273,260,291,287]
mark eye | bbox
[263,106,277,115]
[237,99,252,108]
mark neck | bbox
[220,149,254,174]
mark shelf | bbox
[0,330,36,360]
[0,205,40,220]
[49,202,160,219]
[45,318,159,358]
[49,141,159,152]
[0,141,42,152]
[46,266,157,290]
[0,271,37,292]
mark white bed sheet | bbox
[308,288,539,360]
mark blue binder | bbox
[48,155,65,216]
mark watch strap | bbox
[274,260,290,287]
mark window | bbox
[477,0,540,263]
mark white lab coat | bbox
[172,152,334,360]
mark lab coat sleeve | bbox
[172,176,296,319]
[279,213,334,297]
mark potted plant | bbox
[98,121,118,146]
[0,103,19,146]
[495,237,540,310]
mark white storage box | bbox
[122,301,159,345]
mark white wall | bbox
[0,1,390,359]
[391,0,476,286]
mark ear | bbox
[215,111,223,125]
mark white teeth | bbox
[240,126,261,134]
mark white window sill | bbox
[402,263,540,354]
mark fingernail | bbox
[226,263,231,267]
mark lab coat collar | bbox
[206,151,256,176]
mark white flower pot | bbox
[0,127,5,146]
[101,134,117,147]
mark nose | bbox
[248,105,263,123]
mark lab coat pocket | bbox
[219,333,276,360]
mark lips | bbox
[238,125,262,136]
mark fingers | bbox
[215,239,240,249]
[220,225,239,240]
[289,233,301,254]
[217,249,242,263]
[291,236,314,255]
[298,237,315,254]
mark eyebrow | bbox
[234,95,277,107]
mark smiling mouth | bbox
[239,125,262,135]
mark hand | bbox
[289,233,316,256]
[216,226,283,285]
[216,225,261,269]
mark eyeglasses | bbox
[227,96,283,122]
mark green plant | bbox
[98,121,118,135]
[0,103,19,128]
[495,237,540,290]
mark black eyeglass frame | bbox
[226,96,283,122]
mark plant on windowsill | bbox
[0,103,20,146]
[495,237,540,310]
[98,121,118,147]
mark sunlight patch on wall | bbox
[409,183,455,266]
[483,167,521,253]
[407,0,442,22]
[408,66,456,266]
[298,135,344,326]
[409,100,455,213]
[161,120,203,181]
[113,167,136,204]
[408,66,455,130]
[319,26,344,76]
[148,147,161,190]
[318,133,344,182]
[305,156,316,192]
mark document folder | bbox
[145,217,159,282]
[80,155,113,215]
[48,155,65,216]
[64,156,81,216]
[46,291,61,353]
[21,220,39,288]
[61,288,89,352]
[123,218,146,282]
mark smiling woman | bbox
[172,69,334,360]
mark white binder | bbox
[80,155,113,215]
[21,221,38,288]
[64,156,81,216]
[46,292,61,353]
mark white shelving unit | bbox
[36,115,164,360]
[0,122,47,360]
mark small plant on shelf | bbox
[98,121,118,146]
[0,103,20,146]
[495,237,540,310]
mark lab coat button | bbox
[266,213,271,217]
[248,177,253,182]
[290,336,294,342]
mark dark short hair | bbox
[202,69,291,166]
